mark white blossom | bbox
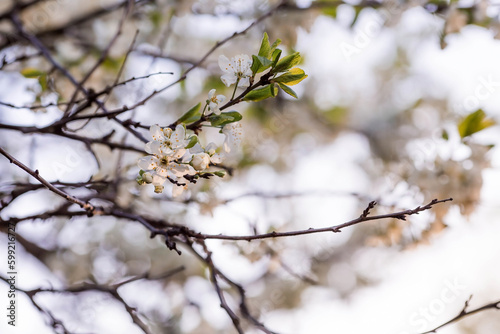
[207,89,226,114]
[138,121,235,197]
[222,122,243,153]
[191,152,211,171]
[190,142,225,166]
[218,54,252,87]
[138,124,195,197]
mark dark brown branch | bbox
[110,0,286,124]
[0,194,452,333]
[0,265,184,334]
[0,147,100,215]
[9,13,149,143]
[0,274,73,333]
[191,198,453,241]
[0,123,144,153]
[134,49,197,65]
[0,50,42,69]
[0,72,172,111]
[62,2,133,117]
[204,247,245,334]
[420,296,500,333]
[185,242,278,334]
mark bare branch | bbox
[0,266,184,334]
[191,198,453,241]
[0,147,100,215]
[420,296,500,334]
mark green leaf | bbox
[214,170,225,177]
[177,102,202,124]
[323,106,348,124]
[458,109,495,139]
[38,74,48,91]
[21,68,45,78]
[270,83,277,97]
[322,6,337,18]
[277,83,298,98]
[272,68,307,86]
[257,32,281,59]
[271,49,282,65]
[208,111,243,127]
[272,52,302,74]
[102,55,125,72]
[270,39,282,56]
[243,85,278,102]
[251,55,274,75]
[257,32,271,58]
[185,135,199,149]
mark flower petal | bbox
[152,173,165,186]
[149,124,163,141]
[145,141,161,155]
[222,122,243,153]
[237,77,250,87]
[172,184,187,198]
[190,143,204,154]
[138,156,159,170]
[155,166,169,177]
[210,153,225,164]
[221,73,236,87]
[169,163,196,177]
[171,124,187,149]
[205,142,217,155]
[217,94,226,104]
[172,148,186,159]
[218,55,232,72]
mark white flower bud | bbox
[142,172,153,183]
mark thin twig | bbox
[191,198,453,241]
[420,296,500,334]
[0,147,99,215]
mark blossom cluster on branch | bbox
[136,32,307,197]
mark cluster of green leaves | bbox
[176,102,243,128]
[244,32,307,101]
[174,32,307,131]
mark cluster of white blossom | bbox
[137,54,249,197]
[137,122,243,197]
[138,31,307,197]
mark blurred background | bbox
[1,0,500,333]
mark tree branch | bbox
[0,147,100,215]
[191,198,453,241]
[420,296,500,333]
